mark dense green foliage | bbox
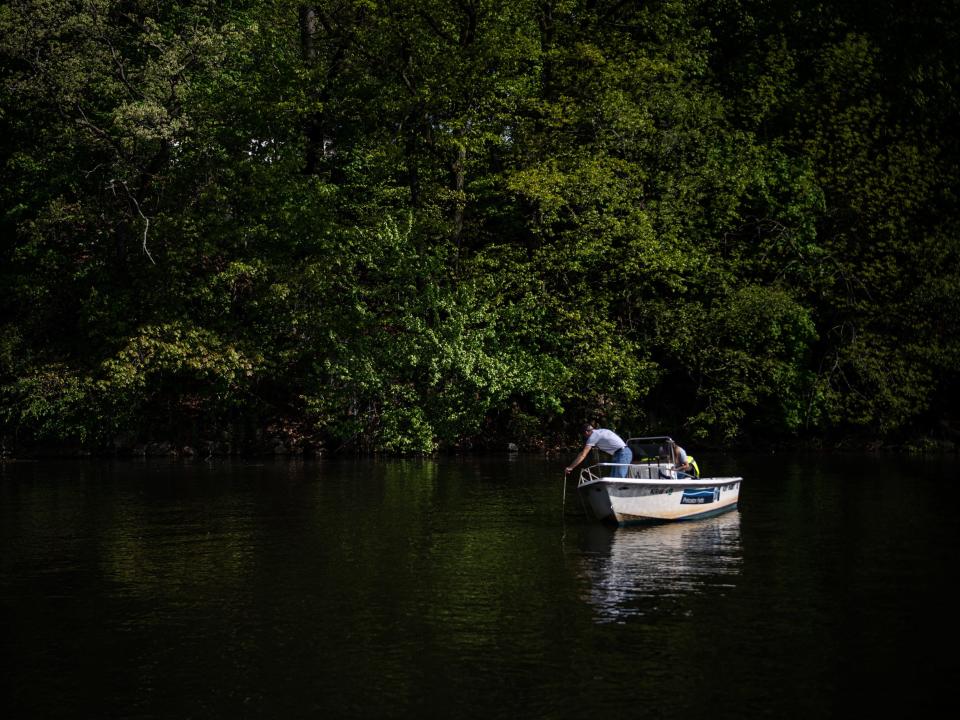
[2,0,958,454]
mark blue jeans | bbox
[610,446,632,478]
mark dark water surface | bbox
[2,452,958,718]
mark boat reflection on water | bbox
[577,511,742,623]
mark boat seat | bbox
[628,464,655,479]
[628,464,675,480]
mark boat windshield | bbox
[626,436,673,464]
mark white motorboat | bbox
[577,436,742,525]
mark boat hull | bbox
[578,477,742,525]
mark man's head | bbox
[581,423,594,437]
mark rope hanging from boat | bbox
[560,473,567,547]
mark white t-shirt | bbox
[585,429,626,454]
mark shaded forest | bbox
[1,0,958,456]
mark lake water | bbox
[2,452,958,718]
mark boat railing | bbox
[577,436,699,487]
[578,464,607,486]
[578,461,677,487]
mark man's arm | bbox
[565,444,593,475]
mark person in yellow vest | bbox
[671,443,700,478]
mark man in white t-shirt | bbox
[564,423,633,478]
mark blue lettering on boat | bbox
[680,488,719,505]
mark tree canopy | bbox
[2,0,958,455]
